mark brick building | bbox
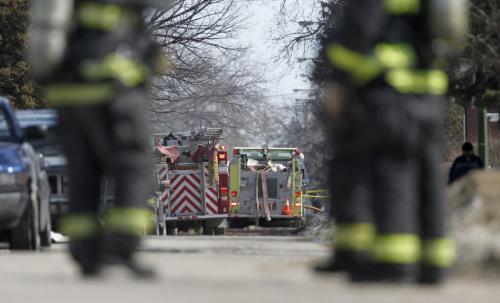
[464,106,500,167]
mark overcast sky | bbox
[237,0,317,104]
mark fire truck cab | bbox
[228,147,304,228]
[152,128,229,235]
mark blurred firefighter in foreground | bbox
[316,0,468,284]
[29,0,172,277]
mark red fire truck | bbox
[152,128,229,235]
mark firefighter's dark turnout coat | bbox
[37,0,156,274]
[324,0,455,282]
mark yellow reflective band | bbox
[229,159,241,215]
[375,43,417,69]
[373,234,421,264]
[302,195,331,199]
[45,83,114,106]
[326,44,383,85]
[305,189,328,194]
[327,42,446,94]
[335,223,375,251]
[77,2,138,31]
[422,238,456,268]
[384,0,421,15]
[60,213,99,239]
[386,69,413,93]
[105,208,153,236]
[146,198,156,206]
[81,54,150,87]
[426,70,449,95]
[386,69,448,95]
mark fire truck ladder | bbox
[155,162,170,236]
[195,127,223,143]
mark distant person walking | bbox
[448,142,484,184]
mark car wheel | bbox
[40,213,52,247]
[10,199,40,250]
[166,226,175,235]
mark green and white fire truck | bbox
[228,147,304,228]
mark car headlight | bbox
[0,173,28,186]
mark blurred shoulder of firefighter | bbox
[315,0,468,285]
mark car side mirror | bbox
[24,125,47,140]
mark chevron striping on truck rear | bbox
[170,173,203,215]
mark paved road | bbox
[0,236,497,303]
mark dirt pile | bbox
[302,172,500,276]
[447,171,500,277]
[300,212,332,243]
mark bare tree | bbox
[452,0,500,108]
[149,56,267,134]
[269,88,331,185]
[272,0,344,61]
[144,0,269,145]
[262,0,345,184]
[147,0,246,88]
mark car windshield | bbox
[0,108,14,141]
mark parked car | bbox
[16,110,69,230]
[0,97,51,249]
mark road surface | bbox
[0,236,497,303]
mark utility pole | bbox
[477,106,489,167]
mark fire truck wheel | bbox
[228,219,243,229]
[290,219,304,229]
[203,226,214,235]
[165,223,176,235]
[202,228,210,235]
